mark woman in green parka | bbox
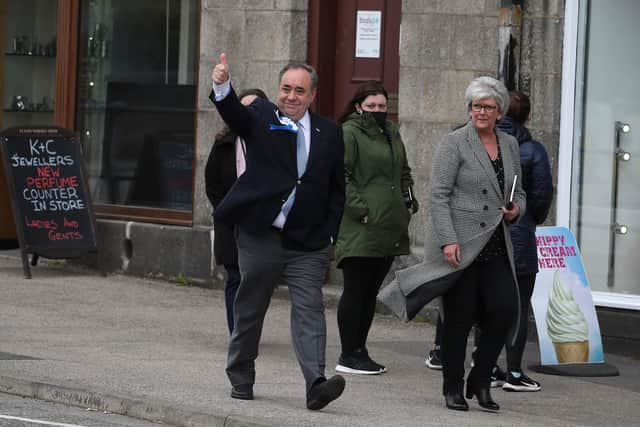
[335,81,419,375]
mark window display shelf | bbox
[3,109,54,113]
[4,53,56,57]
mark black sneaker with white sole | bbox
[502,371,541,392]
[425,349,443,370]
[336,354,383,375]
[367,356,387,373]
[359,348,387,373]
[490,365,507,388]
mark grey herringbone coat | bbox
[379,122,526,329]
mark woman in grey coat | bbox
[379,77,525,412]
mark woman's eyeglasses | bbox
[471,103,498,112]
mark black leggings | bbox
[337,256,394,356]
[441,255,518,394]
[506,273,536,372]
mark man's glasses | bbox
[471,103,498,112]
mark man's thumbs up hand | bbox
[211,52,230,84]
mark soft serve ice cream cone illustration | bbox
[546,269,590,363]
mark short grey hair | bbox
[464,76,509,114]
[278,62,318,90]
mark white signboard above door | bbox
[355,10,382,58]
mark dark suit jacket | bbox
[209,88,345,251]
[204,131,239,266]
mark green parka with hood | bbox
[335,111,417,267]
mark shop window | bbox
[1,0,63,245]
[76,0,198,223]
[1,0,58,130]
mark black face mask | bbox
[364,111,387,128]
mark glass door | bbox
[573,0,640,296]
[0,0,58,129]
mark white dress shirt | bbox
[272,111,310,229]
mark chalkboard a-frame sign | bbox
[0,127,97,278]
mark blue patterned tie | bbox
[281,123,307,217]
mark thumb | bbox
[220,52,227,67]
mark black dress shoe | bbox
[444,392,469,411]
[306,375,345,410]
[231,384,254,400]
[466,381,499,411]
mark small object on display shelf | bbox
[12,96,27,111]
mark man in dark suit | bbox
[210,53,346,410]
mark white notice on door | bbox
[355,10,382,58]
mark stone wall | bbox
[519,0,565,224]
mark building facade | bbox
[1,1,638,346]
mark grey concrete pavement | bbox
[1,254,639,427]
[0,392,163,426]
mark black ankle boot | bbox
[466,378,499,411]
[444,391,469,411]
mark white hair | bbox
[464,76,509,114]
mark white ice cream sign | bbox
[546,270,590,362]
[532,227,605,365]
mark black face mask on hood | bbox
[361,110,387,128]
[371,111,387,128]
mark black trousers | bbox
[472,272,536,372]
[441,254,518,394]
[506,273,536,372]
[337,256,394,356]
[435,272,535,373]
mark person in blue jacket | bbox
[493,90,553,391]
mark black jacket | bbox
[204,131,239,266]
[209,88,345,251]
[497,116,553,274]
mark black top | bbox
[204,131,240,266]
[475,140,507,263]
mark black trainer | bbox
[502,371,541,392]
[336,354,384,375]
[490,365,507,388]
[361,348,387,373]
[425,348,443,370]
[366,355,387,373]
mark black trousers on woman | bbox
[441,254,518,394]
[337,256,394,356]
[451,272,535,372]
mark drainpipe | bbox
[498,0,524,90]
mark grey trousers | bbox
[227,227,330,392]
